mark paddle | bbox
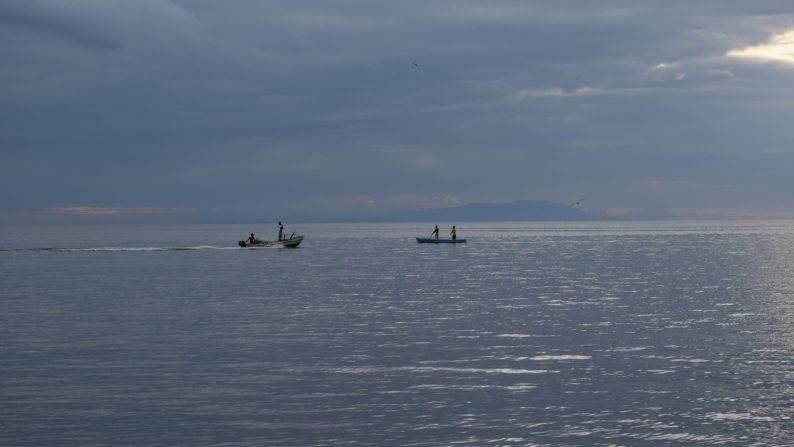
[427,225,441,240]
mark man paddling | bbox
[450,225,457,240]
[430,225,439,240]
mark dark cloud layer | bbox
[3,0,794,222]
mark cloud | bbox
[653,62,678,71]
[0,0,201,50]
[48,207,199,216]
[513,86,601,99]
[5,2,794,222]
[268,13,387,32]
[439,2,635,24]
[0,0,120,49]
[727,29,794,65]
[0,207,202,225]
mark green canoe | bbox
[416,238,467,244]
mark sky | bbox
[3,0,794,223]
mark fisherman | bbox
[248,233,257,244]
[450,225,457,240]
[431,225,439,240]
[277,222,284,241]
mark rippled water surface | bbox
[3,221,794,446]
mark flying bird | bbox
[412,62,419,67]
[570,198,584,207]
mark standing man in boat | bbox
[431,225,439,240]
[450,225,457,240]
[277,222,284,241]
[248,233,257,244]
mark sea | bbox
[2,221,794,446]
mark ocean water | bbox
[2,221,794,446]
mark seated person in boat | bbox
[248,233,257,244]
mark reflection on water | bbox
[2,221,794,446]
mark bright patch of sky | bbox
[728,29,794,65]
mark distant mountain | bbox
[384,200,597,222]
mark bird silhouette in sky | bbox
[570,198,584,207]
[412,62,419,67]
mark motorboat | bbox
[239,234,304,248]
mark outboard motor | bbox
[238,240,247,247]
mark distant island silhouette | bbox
[285,200,615,223]
[385,200,594,222]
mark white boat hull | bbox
[238,235,303,248]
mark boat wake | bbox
[0,245,247,253]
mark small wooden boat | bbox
[239,235,304,248]
[416,237,466,244]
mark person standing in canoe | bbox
[277,222,284,241]
[430,225,439,240]
[450,225,457,240]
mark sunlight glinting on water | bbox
[2,221,794,445]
